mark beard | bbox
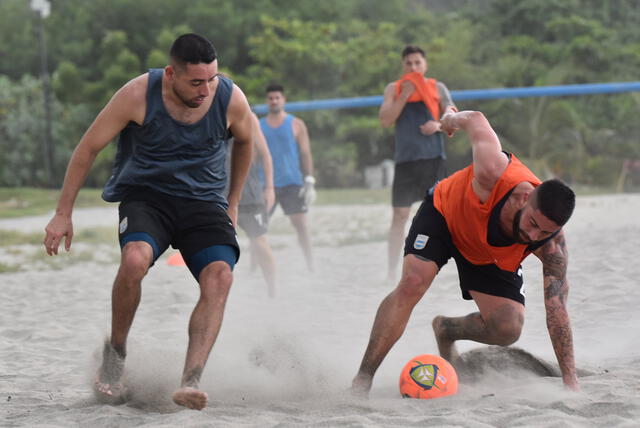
[512,209,532,245]
[172,85,201,109]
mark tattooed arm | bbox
[533,229,580,391]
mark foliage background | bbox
[1,0,639,189]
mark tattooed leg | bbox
[432,313,485,363]
[433,293,525,364]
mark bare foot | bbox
[432,316,461,363]
[350,373,372,398]
[172,387,208,410]
[94,341,127,403]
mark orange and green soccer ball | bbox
[399,354,458,399]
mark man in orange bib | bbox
[379,45,457,281]
[353,110,579,394]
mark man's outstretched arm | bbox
[440,110,508,198]
[534,230,580,391]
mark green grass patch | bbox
[0,187,390,219]
[316,187,390,205]
[0,188,108,218]
[0,185,620,221]
[0,262,20,273]
[0,226,116,247]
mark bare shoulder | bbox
[227,83,252,140]
[103,73,148,125]
[118,73,148,102]
[436,81,449,90]
[227,83,250,116]
[512,181,535,198]
[293,116,307,127]
[383,82,396,96]
[292,116,309,137]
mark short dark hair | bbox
[534,179,575,226]
[265,84,284,94]
[170,33,217,67]
[401,45,426,59]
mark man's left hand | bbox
[420,120,441,136]
[299,176,317,206]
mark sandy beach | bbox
[1,193,639,427]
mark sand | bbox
[1,193,639,427]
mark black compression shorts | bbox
[118,187,239,280]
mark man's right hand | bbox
[440,112,459,137]
[44,213,73,256]
[399,80,415,100]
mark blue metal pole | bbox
[252,81,640,114]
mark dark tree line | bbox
[1,0,639,189]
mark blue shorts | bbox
[118,187,239,280]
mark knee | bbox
[486,308,524,346]
[199,263,233,301]
[120,244,152,281]
[396,272,428,302]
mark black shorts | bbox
[272,185,308,215]
[118,187,240,280]
[404,194,526,305]
[392,158,446,207]
[238,204,269,239]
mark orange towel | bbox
[395,72,441,120]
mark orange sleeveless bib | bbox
[433,155,541,271]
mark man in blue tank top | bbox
[43,34,254,410]
[260,84,315,271]
[379,45,457,281]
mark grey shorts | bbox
[238,204,269,239]
[271,185,308,215]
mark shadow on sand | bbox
[455,346,592,384]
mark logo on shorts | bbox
[414,234,429,250]
[119,217,128,234]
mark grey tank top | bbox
[224,139,265,207]
[394,101,446,163]
[102,69,233,207]
[240,158,265,206]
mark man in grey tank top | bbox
[43,34,254,410]
[230,113,278,298]
[379,45,457,281]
